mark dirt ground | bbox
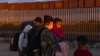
[0,43,100,56]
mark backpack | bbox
[21,32,28,48]
[10,32,20,51]
[10,32,27,51]
[28,28,44,50]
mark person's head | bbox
[54,18,62,28]
[33,17,42,26]
[23,25,33,33]
[77,35,88,48]
[44,15,53,30]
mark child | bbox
[52,18,64,42]
[41,15,61,56]
[52,18,69,56]
[74,36,93,56]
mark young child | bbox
[52,18,69,56]
[52,18,64,42]
[74,36,93,56]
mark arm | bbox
[18,33,24,51]
[42,30,61,51]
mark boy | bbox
[74,36,93,56]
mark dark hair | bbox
[54,18,62,23]
[44,15,53,24]
[77,35,88,45]
[34,17,42,23]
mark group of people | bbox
[18,15,93,56]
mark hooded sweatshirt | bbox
[18,25,32,51]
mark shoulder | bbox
[41,29,49,33]
[86,50,93,56]
[74,49,80,56]
[41,29,53,36]
[74,49,79,53]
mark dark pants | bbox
[19,48,27,56]
[27,49,34,56]
[27,49,42,56]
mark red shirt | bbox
[74,48,93,56]
[51,27,64,41]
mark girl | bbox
[52,18,69,56]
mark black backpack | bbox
[28,28,44,50]
[10,32,20,51]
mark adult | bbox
[41,15,61,56]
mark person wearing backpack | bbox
[41,15,61,56]
[9,17,42,52]
[18,25,33,56]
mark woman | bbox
[41,15,61,56]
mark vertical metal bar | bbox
[68,9,70,41]
[98,8,100,43]
[58,9,61,19]
[79,8,82,34]
[97,8,100,43]
[66,9,69,40]
[71,9,73,41]
[92,7,94,46]
[94,7,97,44]
[24,10,26,21]
[64,8,67,40]
[89,8,91,46]
[69,9,72,41]
[90,8,93,46]
[88,8,90,46]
